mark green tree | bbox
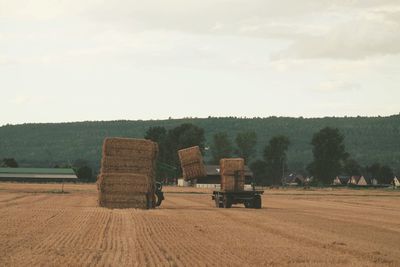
[76,165,94,182]
[366,163,394,184]
[1,158,18,168]
[144,126,177,181]
[366,163,381,179]
[165,123,205,171]
[210,132,232,164]
[145,126,167,143]
[308,127,348,184]
[250,160,268,185]
[235,131,257,164]
[343,158,362,176]
[379,165,394,184]
[73,159,94,182]
[145,126,168,162]
[263,135,290,185]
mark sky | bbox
[1,0,399,125]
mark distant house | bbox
[284,173,305,186]
[177,178,191,187]
[0,168,78,182]
[303,176,312,185]
[357,176,368,186]
[392,177,400,188]
[371,178,379,185]
[333,176,349,185]
[348,175,369,186]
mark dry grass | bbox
[0,182,399,266]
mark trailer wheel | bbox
[214,194,219,207]
[253,195,262,209]
[223,196,232,208]
[244,201,252,208]
[215,193,223,208]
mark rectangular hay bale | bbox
[220,158,245,192]
[98,173,153,193]
[178,146,206,180]
[103,138,158,155]
[98,193,148,209]
[98,137,158,209]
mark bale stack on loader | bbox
[97,138,158,209]
[212,158,264,209]
[178,146,206,181]
[220,158,245,192]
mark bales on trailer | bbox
[178,146,206,181]
[97,138,158,209]
[220,158,245,192]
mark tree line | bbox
[145,124,396,185]
[3,123,395,185]
[0,116,399,174]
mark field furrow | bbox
[0,183,399,266]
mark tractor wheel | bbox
[253,195,262,209]
[223,196,232,208]
[155,191,164,207]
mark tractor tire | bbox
[253,195,262,209]
[155,191,164,207]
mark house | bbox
[284,173,305,186]
[371,178,379,185]
[347,175,369,186]
[356,176,368,186]
[392,177,400,188]
[333,176,349,185]
[0,167,78,182]
[333,176,340,185]
[177,178,191,187]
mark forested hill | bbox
[0,115,399,173]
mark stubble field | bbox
[0,182,399,266]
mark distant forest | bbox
[0,115,399,175]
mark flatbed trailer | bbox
[212,189,264,209]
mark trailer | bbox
[212,188,264,209]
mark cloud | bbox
[314,81,361,92]
[272,6,400,60]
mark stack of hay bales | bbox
[97,137,158,209]
[178,146,206,181]
[220,158,245,192]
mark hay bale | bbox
[103,137,158,153]
[98,173,153,193]
[178,146,206,181]
[100,157,155,176]
[98,137,158,209]
[98,193,148,209]
[220,158,245,192]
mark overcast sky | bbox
[1,0,399,125]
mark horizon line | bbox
[1,113,399,127]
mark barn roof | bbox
[0,168,77,179]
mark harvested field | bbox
[0,182,399,266]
